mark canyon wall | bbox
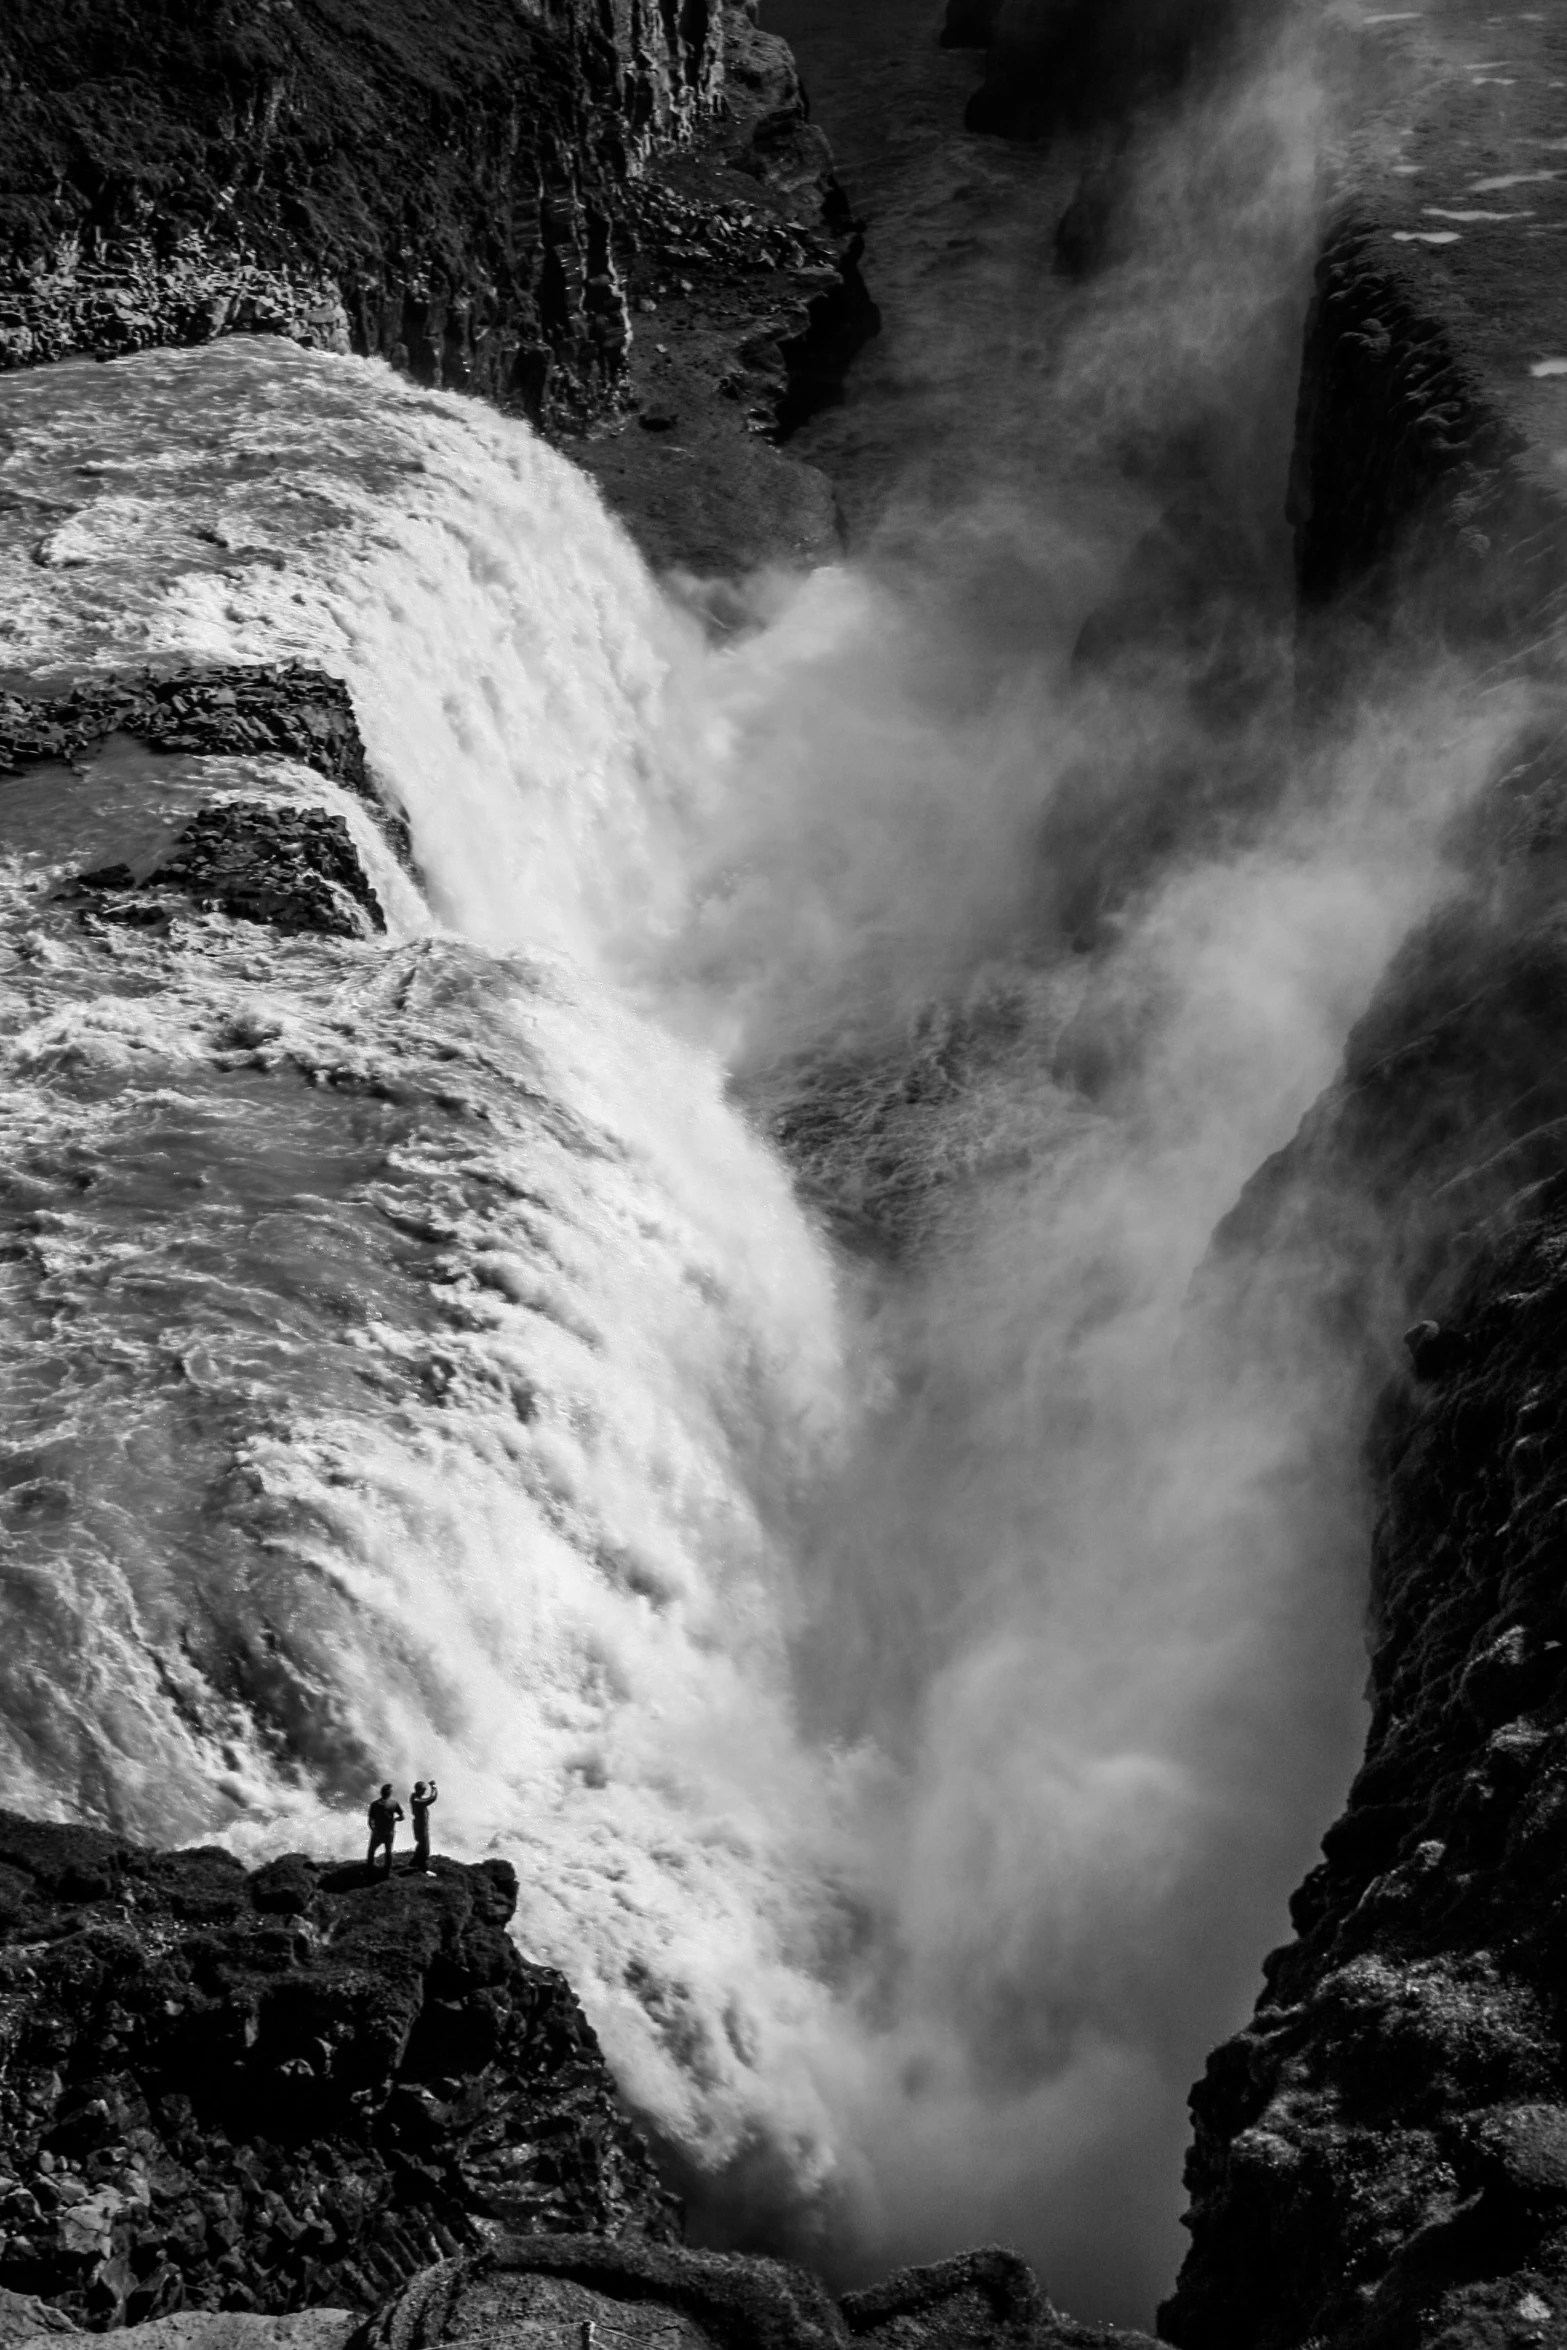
[1164,8,1567,2347]
[0,0,876,569]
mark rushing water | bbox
[0,19,1529,2322]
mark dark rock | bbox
[1162,1193,1567,2348]
[1287,225,1560,653]
[1402,1324,1471,1383]
[0,0,720,429]
[0,1817,677,2326]
[104,801,389,941]
[0,666,400,845]
[0,664,414,929]
[840,2247,1153,2350]
[0,0,876,573]
[565,9,878,572]
[955,0,1232,141]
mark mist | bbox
[631,0,1521,2319]
[0,0,1525,2329]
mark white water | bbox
[0,300,1520,2323]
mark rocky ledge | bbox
[0,1817,1154,2350]
[0,673,372,815]
[0,1818,675,2327]
[1,666,402,943]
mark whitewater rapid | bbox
[0,340,866,2192]
[0,325,1521,2316]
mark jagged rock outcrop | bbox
[1161,1177,1567,2350]
[0,671,369,804]
[0,1818,676,2329]
[63,805,386,941]
[0,1812,1157,2350]
[0,666,399,843]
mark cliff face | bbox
[0,1815,1157,2350]
[0,0,714,420]
[1163,8,1567,2347]
[0,0,875,569]
[1160,770,1567,2348]
[0,1817,675,2329]
[1163,1196,1567,2350]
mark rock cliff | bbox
[0,1818,675,2327]
[1163,8,1567,2347]
[0,1816,1155,2350]
[0,0,876,570]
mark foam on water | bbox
[0,341,868,2179]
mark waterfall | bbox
[0,317,1523,2317]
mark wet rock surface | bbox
[0,673,370,808]
[63,805,386,942]
[0,1819,676,2328]
[0,665,404,940]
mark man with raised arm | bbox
[410,1778,438,1872]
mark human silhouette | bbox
[366,1782,403,1877]
[410,1779,438,1871]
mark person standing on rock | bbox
[366,1782,403,1877]
[410,1779,438,1872]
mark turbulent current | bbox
[0,55,1528,2322]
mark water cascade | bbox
[0,20,1530,2322]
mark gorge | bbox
[1,1,1566,2348]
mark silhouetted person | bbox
[410,1779,438,1871]
[367,1782,403,1877]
